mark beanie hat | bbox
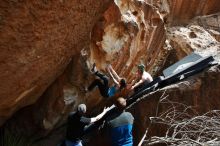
[138,64,145,73]
[77,104,87,113]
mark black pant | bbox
[60,140,66,146]
[134,81,149,93]
[88,71,109,98]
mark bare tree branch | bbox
[141,94,220,146]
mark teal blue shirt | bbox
[108,86,117,97]
[107,111,134,146]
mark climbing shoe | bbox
[91,63,97,73]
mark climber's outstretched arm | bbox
[107,65,121,86]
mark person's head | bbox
[137,64,145,74]
[77,104,87,115]
[119,78,126,89]
[114,97,127,110]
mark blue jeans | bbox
[65,140,82,146]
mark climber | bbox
[87,63,127,98]
[105,97,134,146]
[63,104,108,146]
[130,64,153,92]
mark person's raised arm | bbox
[108,65,121,82]
[131,79,144,90]
[107,66,120,86]
[80,107,109,124]
[90,107,110,123]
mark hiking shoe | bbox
[91,63,97,73]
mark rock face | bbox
[0,0,112,126]
[86,0,220,145]
[146,0,220,25]
[191,12,220,42]
[0,0,220,146]
[167,25,220,61]
[88,0,167,79]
